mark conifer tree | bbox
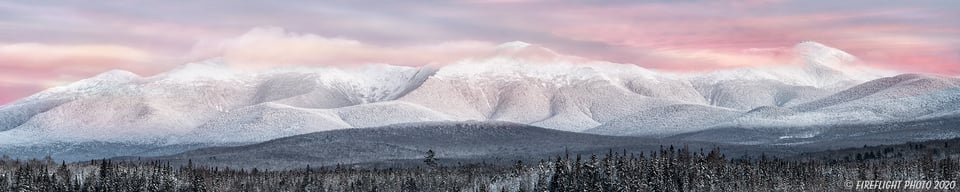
[424,150,438,167]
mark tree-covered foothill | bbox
[0,145,957,191]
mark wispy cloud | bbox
[0,43,152,69]
[190,27,498,69]
[0,0,957,103]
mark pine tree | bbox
[548,156,568,192]
[189,169,207,192]
[939,157,956,180]
[424,150,438,167]
[34,166,50,192]
[14,165,34,192]
[0,171,8,192]
[96,160,117,192]
[55,162,71,191]
[402,177,418,192]
[514,160,524,175]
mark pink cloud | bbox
[0,83,40,104]
[0,42,165,104]
[530,3,958,74]
[0,43,153,69]
[462,0,539,3]
[190,27,499,69]
[1,1,958,105]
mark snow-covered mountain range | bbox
[1,41,958,159]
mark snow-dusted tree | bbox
[14,166,34,192]
[424,150,438,167]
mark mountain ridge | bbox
[1,41,958,161]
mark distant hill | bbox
[668,116,960,149]
[133,121,784,170]
[793,137,960,162]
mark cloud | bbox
[1,1,959,104]
[0,83,41,104]
[190,27,498,69]
[0,43,153,70]
[531,3,959,74]
[644,48,792,70]
[0,42,164,104]
[461,0,540,3]
[3,1,956,75]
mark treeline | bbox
[0,146,958,191]
[798,137,960,162]
[548,146,958,191]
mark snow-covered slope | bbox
[0,41,957,160]
[0,61,436,145]
[585,104,742,136]
[177,102,352,144]
[692,79,832,110]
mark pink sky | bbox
[0,0,958,104]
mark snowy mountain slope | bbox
[670,114,960,148]
[678,41,889,111]
[332,101,456,128]
[1,40,958,161]
[0,65,264,145]
[0,70,142,132]
[397,74,684,132]
[809,86,960,122]
[483,80,557,123]
[584,104,742,136]
[792,74,959,112]
[0,62,438,145]
[0,97,70,132]
[692,79,832,110]
[689,74,960,132]
[239,64,437,109]
[397,45,697,131]
[794,41,870,88]
[182,99,467,144]
[177,102,352,144]
[691,41,886,90]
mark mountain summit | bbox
[793,41,887,88]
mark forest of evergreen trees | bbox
[0,145,957,191]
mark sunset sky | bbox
[1,0,958,104]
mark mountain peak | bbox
[92,69,140,82]
[158,58,238,82]
[794,41,829,48]
[792,41,858,68]
[791,41,880,88]
[495,41,532,51]
[490,41,561,58]
[64,69,140,88]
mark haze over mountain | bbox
[1,41,958,161]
